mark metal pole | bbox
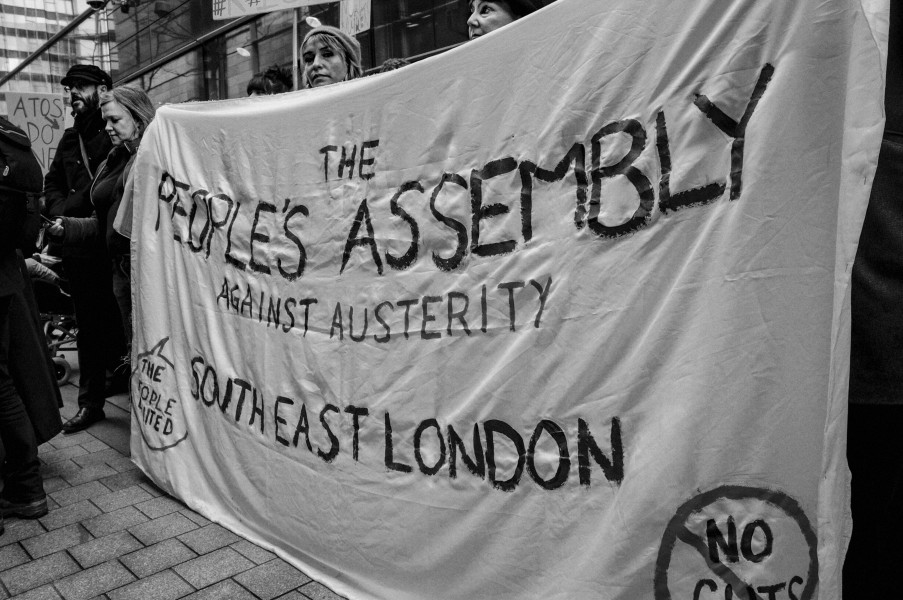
[292,8,300,90]
[0,8,97,89]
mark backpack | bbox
[0,116,43,250]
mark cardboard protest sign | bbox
[130,0,886,598]
[340,0,371,36]
[5,92,72,174]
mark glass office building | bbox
[0,0,113,116]
[3,1,552,110]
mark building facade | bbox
[111,0,476,105]
[0,0,114,116]
[3,1,550,112]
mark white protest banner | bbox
[340,0,370,36]
[6,92,72,173]
[130,0,886,598]
[212,0,331,20]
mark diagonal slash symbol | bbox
[676,525,763,600]
[654,485,818,600]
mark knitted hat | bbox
[301,26,362,76]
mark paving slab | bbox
[7,584,63,600]
[181,579,259,600]
[40,445,89,464]
[180,510,210,527]
[0,519,46,547]
[119,538,197,578]
[63,463,119,487]
[96,471,148,493]
[172,547,255,589]
[50,481,111,508]
[48,432,94,450]
[54,560,136,600]
[0,550,79,595]
[133,496,184,520]
[234,558,311,600]
[0,543,30,571]
[39,460,82,481]
[84,406,130,456]
[80,439,110,453]
[105,457,138,473]
[127,511,197,545]
[90,486,154,514]
[21,524,92,559]
[297,581,348,600]
[68,531,144,569]
[106,569,194,600]
[81,506,149,538]
[39,501,102,532]
[230,539,277,564]
[106,395,130,413]
[72,449,125,469]
[178,524,241,555]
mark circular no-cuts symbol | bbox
[655,485,817,600]
[133,337,188,451]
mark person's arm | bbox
[48,215,99,245]
[43,132,71,218]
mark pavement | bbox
[0,348,347,600]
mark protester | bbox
[301,26,363,88]
[0,119,60,529]
[44,64,127,433]
[50,87,156,364]
[844,2,903,596]
[466,0,540,39]
[247,64,294,96]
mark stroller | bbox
[29,254,77,386]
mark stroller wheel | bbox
[53,356,71,386]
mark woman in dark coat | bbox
[50,87,156,355]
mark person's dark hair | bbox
[466,0,541,18]
[247,65,293,96]
[379,58,410,73]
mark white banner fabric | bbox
[129,0,886,598]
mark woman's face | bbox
[102,100,139,147]
[467,1,517,39]
[302,38,347,88]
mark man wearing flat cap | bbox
[44,64,126,433]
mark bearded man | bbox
[44,64,126,433]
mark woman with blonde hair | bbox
[301,25,363,88]
[50,86,156,352]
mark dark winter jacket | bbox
[59,144,134,258]
[849,3,903,403]
[10,252,63,440]
[43,107,113,257]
